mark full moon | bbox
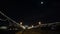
[41,2,44,4]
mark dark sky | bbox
[0,0,60,25]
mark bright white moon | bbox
[41,2,44,4]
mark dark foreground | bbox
[0,29,60,34]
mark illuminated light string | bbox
[19,22,60,29]
[0,11,60,30]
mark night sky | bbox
[0,0,60,25]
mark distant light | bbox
[22,26,26,29]
[38,22,41,25]
[20,22,22,25]
[32,25,34,27]
[41,2,44,4]
[28,25,33,29]
[28,27,32,29]
[0,26,7,29]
